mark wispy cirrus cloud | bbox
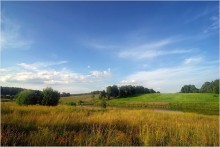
[17,61,68,71]
[203,15,219,34]
[1,15,33,50]
[183,56,203,65]
[118,38,192,60]
[183,6,217,25]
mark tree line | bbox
[1,86,25,98]
[180,79,219,94]
[96,85,158,100]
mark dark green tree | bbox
[200,80,219,94]
[106,86,112,99]
[34,90,43,104]
[119,86,127,97]
[212,79,219,94]
[41,87,60,106]
[181,85,199,93]
[112,85,119,97]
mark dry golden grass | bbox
[1,102,219,146]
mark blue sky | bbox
[1,1,219,93]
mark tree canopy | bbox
[16,90,39,105]
[41,87,60,106]
[180,85,199,93]
[200,79,219,94]
[180,79,219,94]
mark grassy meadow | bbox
[1,93,219,146]
[1,102,219,146]
[108,93,219,115]
[60,93,219,115]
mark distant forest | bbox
[180,79,219,94]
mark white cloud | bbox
[17,63,38,71]
[0,62,112,90]
[120,80,137,85]
[0,68,8,72]
[121,63,218,93]
[90,68,111,78]
[1,15,33,50]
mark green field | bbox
[60,94,98,104]
[60,93,219,115]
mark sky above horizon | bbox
[0,1,219,93]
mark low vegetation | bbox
[1,102,219,146]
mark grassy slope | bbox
[108,93,219,115]
[60,93,219,115]
[1,102,219,146]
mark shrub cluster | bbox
[15,87,60,106]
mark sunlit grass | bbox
[108,93,219,115]
[1,102,219,146]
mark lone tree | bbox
[41,87,60,106]
[98,91,107,108]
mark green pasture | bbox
[109,93,219,115]
[60,93,219,115]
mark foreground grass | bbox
[1,102,219,146]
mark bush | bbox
[101,98,107,109]
[16,90,39,105]
[68,102,76,106]
[41,87,60,106]
[78,100,84,106]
